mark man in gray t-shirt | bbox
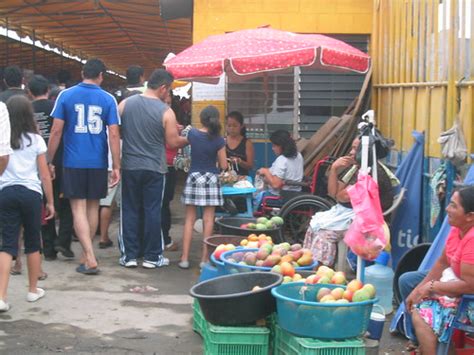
[118,69,186,269]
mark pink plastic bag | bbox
[344,172,386,260]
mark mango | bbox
[352,289,371,303]
[256,249,270,260]
[297,254,313,266]
[270,216,284,225]
[263,255,280,267]
[280,262,295,277]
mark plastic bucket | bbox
[203,234,247,260]
[367,304,386,340]
[198,262,220,282]
[271,283,377,339]
[221,248,317,274]
[210,253,227,276]
[215,217,284,243]
[190,271,283,326]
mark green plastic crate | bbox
[204,323,270,355]
[274,323,365,355]
[192,300,207,337]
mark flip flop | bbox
[405,340,418,352]
[76,264,100,275]
[10,269,22,275]
[99,240,113,249]
[38,272,48,281]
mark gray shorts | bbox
[100,173,121,207]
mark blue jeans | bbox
[399,270,429,341]
[120,170,165,263]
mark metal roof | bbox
[0,1,192,79]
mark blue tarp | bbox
[390,160,474,338]
[390,131,425,269]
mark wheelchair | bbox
[254,156,336,245]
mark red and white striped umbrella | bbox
[164,27,370,83]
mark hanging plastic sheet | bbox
[390,132,425,269]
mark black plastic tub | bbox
[190,272,283,326]
[203,234,247,260]
[215,217,284,243]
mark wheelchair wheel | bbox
[278,195,333,245]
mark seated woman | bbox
[254,130,303,209]
[303,136,396,267]
[225,111,254,176]
[403,186,474,354]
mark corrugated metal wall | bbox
[372,0,473,159]
[298,34,368,138]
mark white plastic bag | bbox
[438,120,467,166]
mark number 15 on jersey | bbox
[74,104,103,134]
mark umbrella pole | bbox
[357,110,378,282]
[263,74,269,166]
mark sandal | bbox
[405,340,418,352]
[76,264,100,275]
[10,269,22,275]
[99,240,113,249]
[38,272,48,281]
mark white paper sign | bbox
[192,74,225,101]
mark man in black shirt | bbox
[28,75,75,260]
[0,65,27,102]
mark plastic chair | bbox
[437,294,474,355]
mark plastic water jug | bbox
[364,251,394,314]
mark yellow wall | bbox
[192,0,373,126]
[193,0,373,42]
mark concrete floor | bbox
[0,172,408,354]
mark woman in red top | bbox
[407,186,474,354]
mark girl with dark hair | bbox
[225,111,254,176]
[400,185,474,353]
[254,130,303,208]
[0,96,55,312]
[179,105,228,269]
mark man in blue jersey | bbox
[47,58,120,275]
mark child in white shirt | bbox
[0,96,54,312]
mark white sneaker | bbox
[124,260,138,268]
[178,260,190,269]
[0,300,10,312]
[143,256,170,269]
[26,288,45,302]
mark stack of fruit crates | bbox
[193,300,271,355]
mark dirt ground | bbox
[0,172,409,354]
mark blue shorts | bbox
[0,185,42,257]
[63,168,108,200]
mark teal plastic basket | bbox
[273,323,365,355]
[221,248,317,274]
[271,283,376,339]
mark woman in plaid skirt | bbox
[179,106,228,269]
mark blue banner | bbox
[390,131,425,269]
